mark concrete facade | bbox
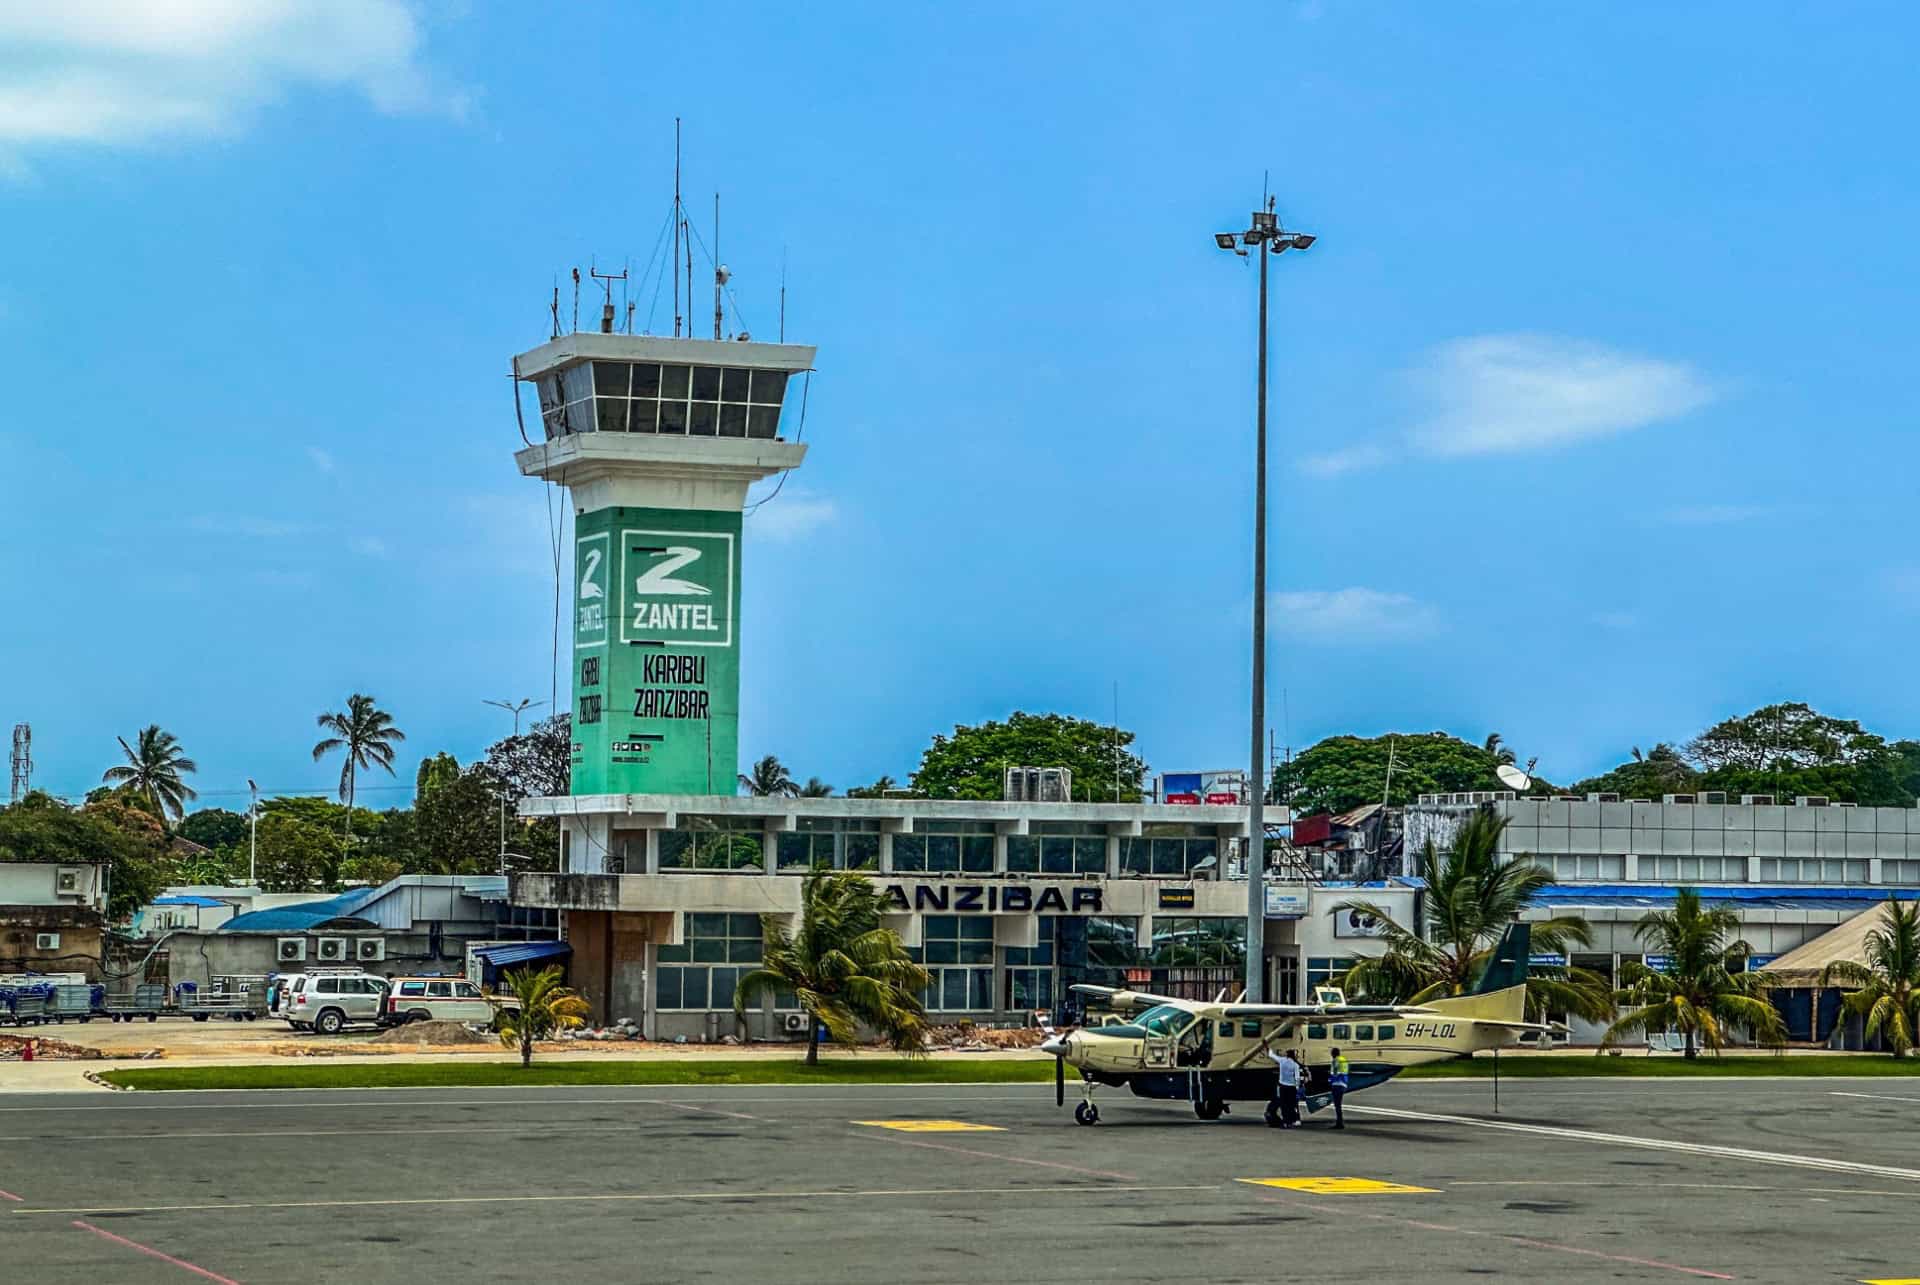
[0,860,109,977]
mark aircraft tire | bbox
[1074,1103,1099,1126]
[1193,1099,1226,1121]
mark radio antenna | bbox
[779,246,787,342]
[570,267,580,333]
[712,193,728,340]
[590,262,627,334]
[672,118,683,338]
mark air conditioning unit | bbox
[356,939,386,962]
[1004,766,1071,803]
[35,933,60,950]
[1797,796,1830,808]
[782,1012,810,1033]
[1742,795,1776,805]
[277,938,307,962]
[1699,791,1727,805]
[315,937,347,962]
[55,868,81,894]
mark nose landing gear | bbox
[1074,1078,1101,1125]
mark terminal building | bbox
[504,317,1405,1039]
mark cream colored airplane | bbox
[1037,924,1547,1124]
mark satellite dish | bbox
[1496,763,1533,792]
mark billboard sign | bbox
[1264,886,1309,918]
[1333,907,1389,939]
[1161,770,1247,805]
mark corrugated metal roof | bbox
[471,941,571,970]
[1533,884,1920,911]
[153,895,228,908]
[221,885,384,933]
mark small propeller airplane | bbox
[1037,923,1547,1124]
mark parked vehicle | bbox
[383,976,494,1026]
[283,971,389,1035]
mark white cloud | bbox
[188,514,313,537]
[306,446,335,473]
[0,1,463,155]
[1299,334,1714,475]
[1268,587,1438,642]
[1655,504,1770,526]
[349,536,387,558]
[747,490,838,542]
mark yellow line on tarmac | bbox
[10,1184,1215,1217]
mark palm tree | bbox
[1338,810,1612,1022]
[1483,733,1517,766]
[735,869,931,1065]
[496,964,591,1068]
[1604,887,1787,1057]
[102,725,198,822]
[1814,897,1920,1058]
[797,777,833,797]
[845,775,897,799]
[312,695,405,841]
[738,754,797,798]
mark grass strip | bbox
[97,1058,1060,1091]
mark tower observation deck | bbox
[515,331,814,795]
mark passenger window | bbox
[1219,1022,1233,1038]
[400,981,426,996]
[1332,1024,1350,1041]
[428,982,453,998]
[1306,1024,1326,1040]
[316,979,336,995]
[1379,1025,1395,1041]
[1356,1025,1374,1041]
[456,984,481,999]
[1241,1020,1260,1038]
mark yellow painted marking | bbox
[1859,1279,1920,1283]
[853,1120,1005,1133]
[1239,1176,1439,1195]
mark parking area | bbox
[3,1078,1917,1283]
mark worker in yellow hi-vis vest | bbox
[1328,1048,1350,1130]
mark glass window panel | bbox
[688,402,718,436]
[631,363,661,398]
[1041,837,1074,874]
[1355,1025,1374,1041]
[1006,836,1038,872]
[962,835,994,872]
[659,830,693,867]
[1119,837,1148,875]
[656,968,683,1009]
[537,375,563,411]
[777,832,811,869]
[711,967,740,1009]
[691,366,721,400]
[1075,837,1106,873]
[661,364,691,398]
[961,917,994,940]
[542,408,567,439]
[959,940,992,965]
[927,835,960,872]
[1332,1024,1351,1041]
[728,937,761,963]
[658,399,688,434]
[721,367,752,402]
[718,404,748,437]
[1380,1025,1395,1040]
[628,398,659,432]
[926,940,957,965]
[692,936,727,963]
[1152,838,1184,876]
[731,913,762,938]
[1306,1024,1327,1040]
[925,916,957,937]
[1187,839,1216,869]
[561,365,592,402]
[751,370,789,405]
[892,835,926,871]
[970,970,992,1009]
[593,362,631,396]
[845,833,880,870]
[690,913,727,937]
[596,398,629,432]
[748,406,781,439]
[942,970,969,1010]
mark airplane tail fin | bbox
[1474,922,1530,995]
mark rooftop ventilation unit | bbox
[1741,795,1776,805]
[1004,767,1071,804]
[1796,796,1830,808]
[1664,794,1696,805]
[1590,792,1621,803]
[277,938,307,962]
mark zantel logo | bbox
[632,546,711,597]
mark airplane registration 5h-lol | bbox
[1037,924,1546,1124]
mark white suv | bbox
[284,972,389,1035]
[383,977,494,1026]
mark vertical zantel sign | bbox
[571,506,743,795]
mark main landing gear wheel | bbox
[1074,1102,1100,1126]
[1193,1099,1226,1121]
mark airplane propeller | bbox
[1055,1046,1065,1106]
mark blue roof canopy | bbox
[471,941,572,977]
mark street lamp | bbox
[1214,194,1315,1005]
[482,698,545,875]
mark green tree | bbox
[1272,732,1522,816]
[312,694,406,841]
[483,714,571,800]
[176,808,249,851]
[0,792,169,918]
[101,724,198,821]
[340,851,404,888]
[910,712,1145,802]
[415,752,461,799]
[1338,810,1611,1022]
[496,964,590,1068]
[845,775,899,799]
[1571,743,1699,799]
[1683,702,1914,806]
[797,777,833,797]
[254,811,344,893]
[734,869,932,1065]
[413,765,503,875]
[738,754,797,797]
[171,847,244,886]
[1810,897,1920,1058]
[1603,888,1787,1057]
[1483,732,1516,766]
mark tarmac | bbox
[3,1075,1917,1283]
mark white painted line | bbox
[1831,1090,1920,1106]
[0,1122,665,1143]
[13,1183,1213,1217]
[1353,1104,1920,1183]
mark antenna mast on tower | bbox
[9,723,29,804]
[713,193,729,340]
[673,118,684,338]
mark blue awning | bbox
[471,941,572,971]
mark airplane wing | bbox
[1467,1018,1556,1033]
[1221,1003,1436,1020]
[1068,983,1185,1012]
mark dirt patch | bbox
[0,1033,164,1061]
[926,1025,1048,1050]
[369,1020,494,1047]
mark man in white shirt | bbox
[1268,1046,1302,1128]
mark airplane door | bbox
[1143,1034,1175,1068]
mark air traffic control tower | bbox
[515,330,813,796]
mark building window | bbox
[776,818,881,871]
[1536,854,1626,881]
[659,816,766,872]
[1005,916,1058,1012]
[550,361,790,441]
[1883,859,1920,885]
[1007,822,1105,875]
[892,822,995,874]
[1120,826,1219,877]
[1759,858,1870,884]
[1640,856,1748,883]
[910,915,993,1011]
[1149,917,1245,968]
[655,913,764,1010]
[1306,957,1356,991]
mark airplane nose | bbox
[1039,1035,1071,1058]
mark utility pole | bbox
[482,698,544,875]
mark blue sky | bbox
[5,2,1919,807]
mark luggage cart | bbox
[102,984,168,1023]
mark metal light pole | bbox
[482,698,544,875]
[247,778,258,887]
[1214,198,1315,1004]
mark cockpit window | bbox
[1135,1005,1196,1037]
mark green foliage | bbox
[1272,732,1516,816]
[483,714,570,801]
[735,869,931,1064]
[738,754,797,797]
[171,847,245,887]
[910,712,1146,802]
[1570,743,1700,798]
[844,775,899,799]
[340,851,404,888]
[797,776,834,797]
[413,766,504,875]
[1686,703,1915,806]
[0,791,167,918]
[415,752,461,799]
[496,964,590,1067]
[1807,898,1920,1058]
[176,808,249,851]
[1338,810,1610,1022]
[1604,888,1788,1056]
[312,694,406,834]
[101,724,198,821]
[253,811,344,893]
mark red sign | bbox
[1204,791,1240,804]
[1165,792,1201,805]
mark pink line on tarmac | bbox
[659,1100,764,1121]
[858,1131,1138,1182]
[70,1220,241,1285]
[0,1189,23,1202]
